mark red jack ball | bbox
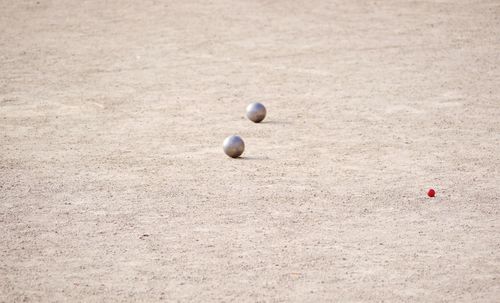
[427,189,436,197]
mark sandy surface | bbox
[1,0,499,302]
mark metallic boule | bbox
[223,135,245,158]
[246,102,266,123]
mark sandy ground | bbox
[1,0,499,302]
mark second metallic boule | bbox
[246,102,266,123]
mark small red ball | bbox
[427,189,436,197]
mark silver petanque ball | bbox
[223,135,245,158]
[246,102,266,123]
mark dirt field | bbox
[1,0,499,302]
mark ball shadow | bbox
[259,120,292,125]
[237,156,269,161]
